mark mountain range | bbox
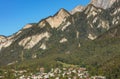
[0,0,120,78]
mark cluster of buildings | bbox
[18,67,106,79]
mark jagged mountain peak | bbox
[70,5,85,14]
[90,0,116,9]
[22,24,33,29]
[22,23,37,30]
[46,8,70,28]
[0,35,7,43]
[58,8,70,15]
[0,35,6,38]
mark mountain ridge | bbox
[0,0,120,53]
[0,0,120,78]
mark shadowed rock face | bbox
[91,0,116,9]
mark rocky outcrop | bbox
[19,32,51,49]
[0,36,13,51]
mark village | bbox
[15,67,106,79]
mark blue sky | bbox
[0,0,90,36]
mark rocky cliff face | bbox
[0,36,13,50]
[70,0,117,15]
[0,0,120,65]
[90,0,116,9]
